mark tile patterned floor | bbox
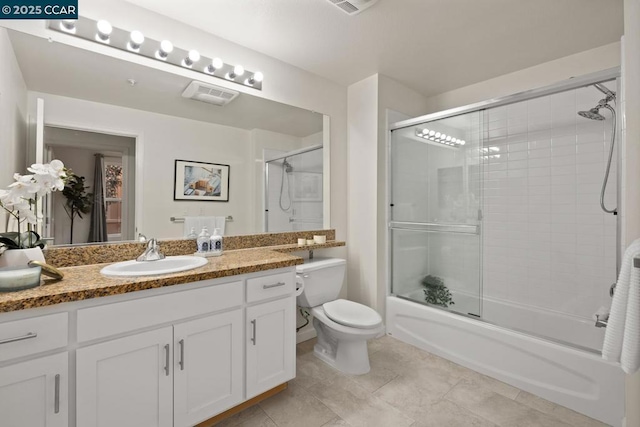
[217,335,609,427]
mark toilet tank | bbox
[296,258,346,308]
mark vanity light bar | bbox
[48,17,263,91]
[415,128,466,147]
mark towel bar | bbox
[170,216,233,223]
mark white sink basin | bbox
[101,256,208,277]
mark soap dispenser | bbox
[196,227,211,252]
[209,228,223,256]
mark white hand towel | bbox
[183,216,217,237]
[603,238,640,374]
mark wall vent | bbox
[181,81,240,106]
[327,0,379,15]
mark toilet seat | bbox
[322,299,382,329]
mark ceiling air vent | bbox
[181,81,240,107]
[327,0,379,15]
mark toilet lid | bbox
[322,299,382,329]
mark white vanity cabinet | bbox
[70,266,296,427]
[76,327,174,427]
[173,309,244,426]
[0,352,68,427]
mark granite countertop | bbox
[0,241,345,313]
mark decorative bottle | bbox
[196,227,211,252]
[209,228,223,256]
[186,227,197,239]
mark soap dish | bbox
[0,265,42,292]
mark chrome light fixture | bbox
[48,17,264,90]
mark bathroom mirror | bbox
[3,29,329,245]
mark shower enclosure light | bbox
[96,20,112,43]
[60,19,76,33]
[128,30,144,51]
[246,71,264,86]
[182,50,201,68]
[205,57,224,74]
[155,40,173,60]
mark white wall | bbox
[31,91,256,238]
[0,27,27,232]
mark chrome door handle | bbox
[164,344,170,376]
[178,339,185,371]
[263,282,286,289]
[54,374,60,414]
[251,319,256,345]
[0,332,37,345]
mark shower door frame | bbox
[387,66,622,339]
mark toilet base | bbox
[314,339,371,375]
[311,315,383,375]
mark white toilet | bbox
[296,257,384,375]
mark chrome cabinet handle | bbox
[164,344,170,376]
[54,374,60,414]
[178,339,185,371]
[251,319,256,345]
[0,332,37,345]
[263,282,286,289]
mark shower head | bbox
[282,158,294,173]
[578,107,606,121]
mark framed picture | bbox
[292,172,323,202]
[174,159,230,202]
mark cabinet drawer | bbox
[78,280,243,343]
[0,313,68,363]
[246,272,294,303]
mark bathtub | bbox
[386,296,625,426]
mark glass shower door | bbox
[390,111,483,317]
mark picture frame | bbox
[292,172,323,202]
[173,159,230,202]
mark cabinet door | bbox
[246,297,295,399]
[0,352,68,427]
[173,309,243,427]
[76,327,173,427]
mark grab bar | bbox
[389,221,479,235]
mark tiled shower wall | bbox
[482,84,618,319]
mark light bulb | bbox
[156,40,173,60]
[429,130,436,136]
[423,128,429,135]
[60,19,76,33]
[446,136,452,141]
[435,132,441,138]
[96,20,112,42]
[460,140,466,146]
[246,71,264,86]
[182,50,200,67]
[451,138,457,143]
[234,65,245,76]
[205,57,224,74]
[128,30,144,51]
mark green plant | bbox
[421,275,455,308]
[0,231,44,252]
[62,173,93,244]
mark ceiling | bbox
[123,0,624,97]
[8,30,322,137]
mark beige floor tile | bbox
[409,399,498,427]
[215,405,274,427]
[367,334,396,354]
[463,370,521,399]
[259,382,338,427]
[321,417,352,426]
[294,351,342,389]
[346,361,398,393]
[373,373,455,418]
[445,379,571,426]
[309,374,415,427]
[550,405,610,427]
[515,390,558,414]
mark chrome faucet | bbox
[137,238,165,262]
